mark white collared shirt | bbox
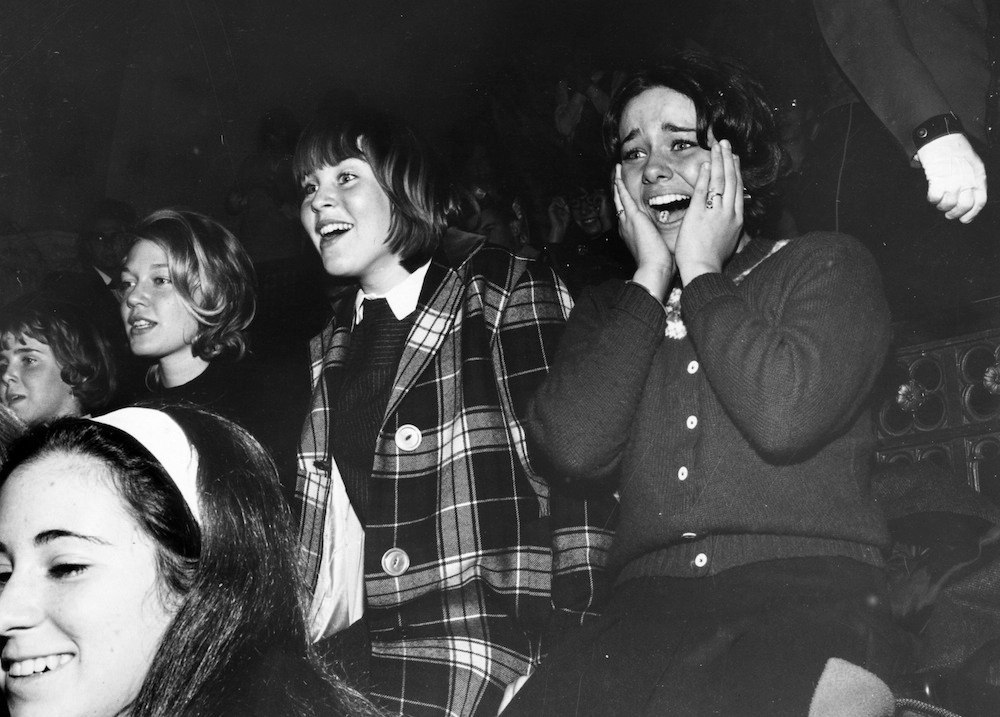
[353,260,431,326]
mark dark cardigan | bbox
[526,232,892,580]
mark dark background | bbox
[2,0,997,326]
[0,0,818,231]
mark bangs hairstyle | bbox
[604,52,787,235]
[293,109,450,269]
[0,294,117,413]
[131,209,256,360]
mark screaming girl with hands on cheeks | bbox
[505,51,901,716]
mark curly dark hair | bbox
[604,51,787,235]
[0,293,117,413]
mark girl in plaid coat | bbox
[293,108,616,716]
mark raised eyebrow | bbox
[34,529,111,547]
[664,123,696,134]
[620,127,641,145]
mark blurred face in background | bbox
[569,189,613,237]
[0,334,80,427]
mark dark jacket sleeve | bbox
[681,237,890,461]
[525,280,667,485]
[811,0,990,156]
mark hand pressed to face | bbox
[299,159,408,296]
[614,86,745,292]
[0,451,178,717]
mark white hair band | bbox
[91,407,201,525]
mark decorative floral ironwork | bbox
[896,380,928,413]
[983,364,1000,396]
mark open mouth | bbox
[318,222,353,245]
[129,317,156,336]
[648,194,691,224]
[4,653,73,678]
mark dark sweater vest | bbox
[329,298,413,525]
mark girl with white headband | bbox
[0,405,383,717]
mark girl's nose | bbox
[0,570,44,635]
[642,150,675,183]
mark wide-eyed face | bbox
[618,86,715,253]
[299,158,405,295]
[0,450,178,717]
[0,334,81,427]
[119,239,201,365]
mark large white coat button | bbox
[678,466,689,481]
[686,415,698,430]
[693,553,708,568]
[395,424,422,451]
[687,360,699,374]
[682,532,697,539]
[381,548,410,576]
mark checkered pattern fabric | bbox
[296,241,616,716]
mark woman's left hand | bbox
[674,139,745,285]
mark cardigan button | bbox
[687,360,699,374]
[394,424,422,451]
[693,553,708,568]
[381,548,410,577]
[678,466,688,481]
[686,415,698,430]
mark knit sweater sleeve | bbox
[525,280,667,484]
[680,236,890,461]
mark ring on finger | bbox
[706,191,724,208]
[616,208,625,217]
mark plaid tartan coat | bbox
[295,238,616,717]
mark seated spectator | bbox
[508,51,900,716]
[0,405,383,716]
[545,178,635,295]
[119,209,306,499]
[0,293,117,426]
[45,197,143,398]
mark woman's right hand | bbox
[613,164,673,302]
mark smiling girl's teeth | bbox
[648,193,689,207]
[132,320,153,329]
[7,653,71,677]
[319,222,353,236]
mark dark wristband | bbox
[913,112,964,151]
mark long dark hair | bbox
[0,406,382,717]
